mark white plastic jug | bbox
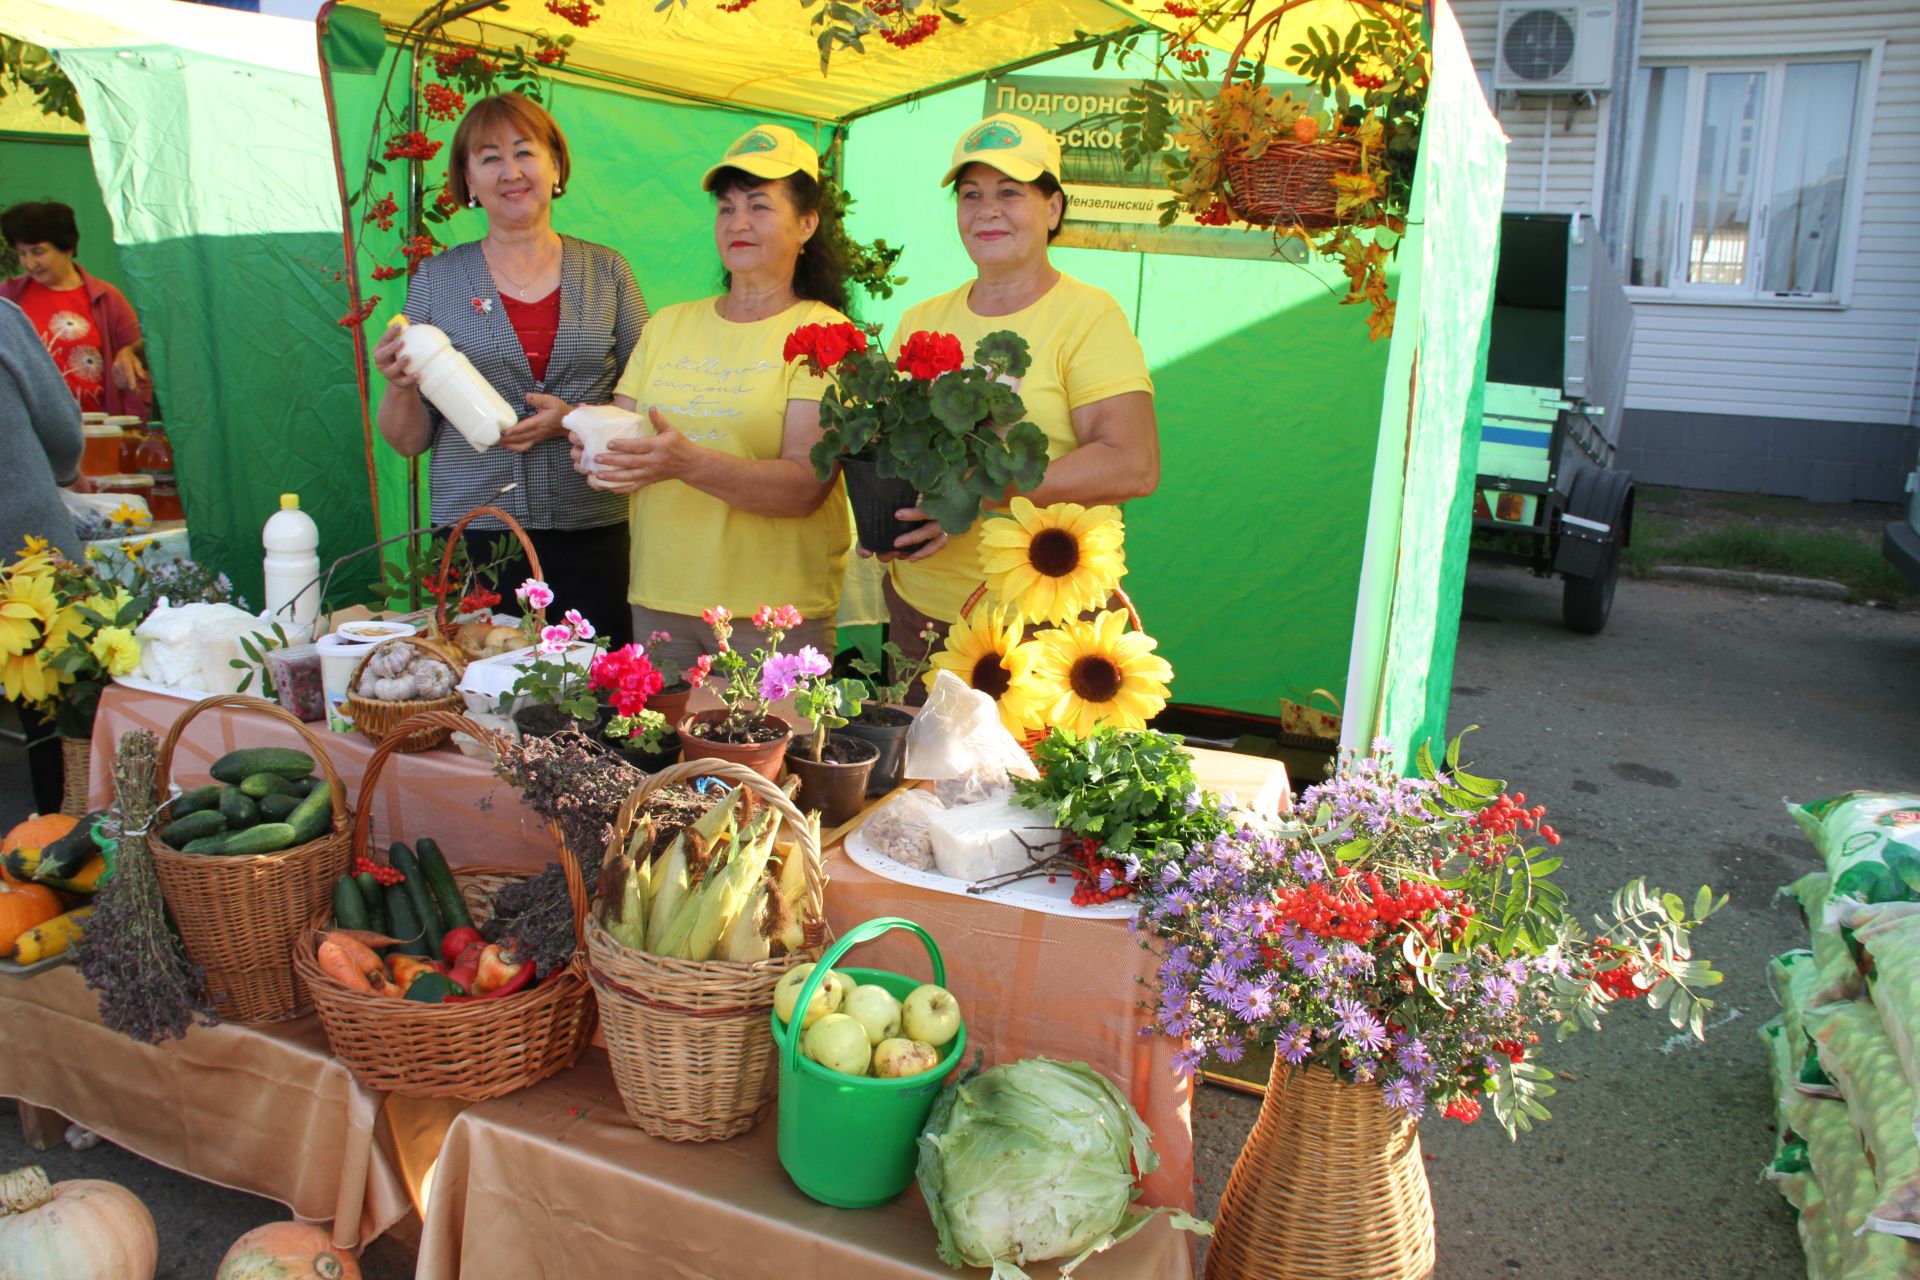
[262,493,320,632]
[391,316,514,451]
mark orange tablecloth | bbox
[0,966,413,1247]
[412,1047,1195,1280]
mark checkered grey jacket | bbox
[402,236,648,531]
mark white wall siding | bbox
[1452,2,1607,213]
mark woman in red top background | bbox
[1,201,150,420]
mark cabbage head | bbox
[915,1056,1210,1278]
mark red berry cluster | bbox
[1062,836,1132,907]
[1442,1095,1481,1124]
[364,193,398,231]
[1194,202,1233,226]
[1456,791,1559,863]
[401,234,439,270]
[1490,1038,1526,1063]
[383,130,443,162]
[353,856,405,887]
[1586,937,1659,1001]
[337,296,381,328]
[1172,45,1205,64]
[1273,872,1463,947]
[432,46,494,78]
[546,0,601,26]
[880,13,940,47]
[370,265,404,282]
[435,188,461,215]
[866,0,901,13]
[533,47,567,65]
[422,83,466,123]
[716,0,756,10]
[1163,1,1198,16]
[1353,72,1387,91]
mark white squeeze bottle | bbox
[263,494,321,632]
[389,315,513,452]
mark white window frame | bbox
[1621,41,1881,310]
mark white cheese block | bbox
[928,797,1064,884]
[135,602,278,693]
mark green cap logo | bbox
[730,130,780,157]
[964,121,1023,153]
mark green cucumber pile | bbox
[330,838,473,958]
[158,747,334,857]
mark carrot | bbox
[317,931,394,995]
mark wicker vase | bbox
[1205,1063,1435,1280]
[58,735,91,818]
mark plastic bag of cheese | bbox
[905,672,1037,806]
[1804,1001,1920,1239]
[1789,792,1920,906]
[861,789,947,871]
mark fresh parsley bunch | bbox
[1015,725,1233,867]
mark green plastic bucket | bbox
[773,916,967,1208]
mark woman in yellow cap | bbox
[877,112,1160,664]
[581,124,854,670]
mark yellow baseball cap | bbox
[702,124,820,190]
[940,112,1063,187]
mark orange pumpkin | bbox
[215,1222,361,1280]
[1,815,76,858]
[0,881,63,959]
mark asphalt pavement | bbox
[4,563,1917,1278]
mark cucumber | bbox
[169,784,224,817]
[256,793,301,822]
[240,772,299,799]
[218,787,259,830]
[284,786,334,846]
[182,834,229,855]
[296,775,324,796]
[383,883,431,958]
[413,838,473,930]
[387,843,444,958]
[210,747,314,785]
[353,872,388,936]
[332,876,371,932]
[213,823,297,856]
[160,809,227,848]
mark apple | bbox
[774,963,847,1030]
[802,1013,873,1076]
[901,983,962,1049]
[872,1038,942,1079]
[843,984,903,1046]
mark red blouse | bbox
[500,289,561,384]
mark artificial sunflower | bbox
[1027,610,1172,736]
[0,568,57,658]
[978,497,1125,626]
[925,604,1045,736]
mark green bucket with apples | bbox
[772,916,968,1207]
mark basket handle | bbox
[605,757,829,952]
[776,916,945,1075]
[432,503,547,639]
[155,692,349,817]
[349,708,591,955]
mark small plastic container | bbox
[265,642,326,722]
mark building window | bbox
[1624,56,1865,301]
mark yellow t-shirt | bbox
[887,273,1154,622]
[614,297,853,621]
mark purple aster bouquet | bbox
[1132,733,1726,1137]
[695,603,825,743]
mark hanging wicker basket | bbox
[148,694,355,1022]
[1205,1061,1436,1280]
[293,709,597,1100]
[587,759,830,1142]
[342,634,469,753]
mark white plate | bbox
[111,673,227,703]
[842,826,1135,920]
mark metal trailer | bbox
[1471,210,1638,633]
[1885,464,1920,590]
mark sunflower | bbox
[926,605,1046,736]
[0,569,57,659]
[978,497,1126,626]
[1027,610,1172,736]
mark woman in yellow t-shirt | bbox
[879,113,1160,662]
[578,125,854,669]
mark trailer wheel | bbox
[1562,549,1619,634]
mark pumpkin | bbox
[215,1221,362,1280]
[0,881,63,958]
[1,815,76,858]
[0,1165,157,1280]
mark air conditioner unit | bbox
[1494,3,1616,93]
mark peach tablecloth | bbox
[0,965,413,1247]
[412,1047,1195,1280]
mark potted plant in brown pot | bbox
[587,642,679,770]
[784,672,878,827]
[787,321,1051,548]
[504,597,605,740]
[676,605,810,782]
[837,627,940,797]
[633,627,702,729]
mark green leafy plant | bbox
[793,323,1049,535]
[1015,726,1234,862]
[792,676,868,761]
[845,630,940,711]
[606,708,674,755]
[229,623,292,699]
[0,37,83,126]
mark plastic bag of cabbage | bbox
[916,1056,1210,1278]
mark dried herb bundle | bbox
[72,730,217,1043]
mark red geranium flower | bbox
[896,330,965,380]
[782,322,869,373]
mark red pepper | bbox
[447,942,484,993]
[440,925,484,968]
[388,955,447,997]
[471,940,535,1000]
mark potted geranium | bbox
[506,598,604,739]
[836,628,939,796]
[678,604,810,782]
[589,642,678,770]
[786,321,1050,551]
[785,670,878,826]
[636,628,704,730]
[604,708,678,773]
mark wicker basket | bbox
[59,735,91,818]
[293,709,596,1100]
[1222,138,1364,229]
[148,694,354,1022]
[1204,1061,1436,1280]
[428,503,547,642]
[343,634,469,753]
[587,759,829,1142]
